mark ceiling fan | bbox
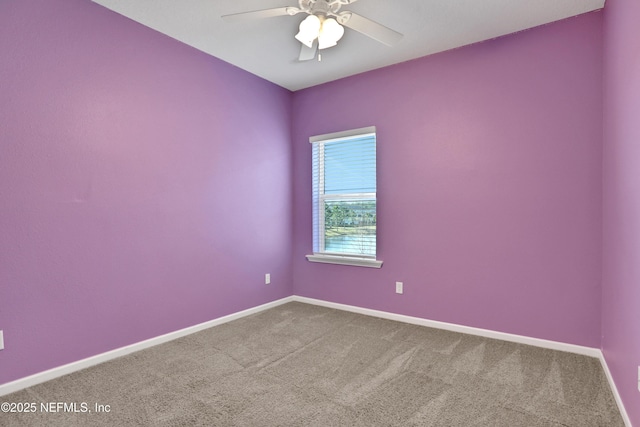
[222,0,403,61]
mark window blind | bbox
[311,127,377,258]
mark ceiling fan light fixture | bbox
[224,0,404,63]
[317,17,344,49]
[295,14,321,48]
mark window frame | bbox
[305,126,383,268]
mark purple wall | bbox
[292,13,603,347]
[603,0,640,424]
[0,0,293,385]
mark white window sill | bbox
[305,254,383,268]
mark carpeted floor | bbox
[1,302,624,426]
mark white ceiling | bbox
[91,0,605,91]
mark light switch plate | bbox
[0,330,4,350]
[395,282,403,294]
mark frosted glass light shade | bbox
[318,17,344,49]
[295,15,321,48]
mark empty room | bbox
[0,0,638,425]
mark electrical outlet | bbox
[0,330,4,350]
[395,282,403,294]
[265,273,271,285]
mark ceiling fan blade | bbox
[339,12,403,46]
[222,7,301,23]
[298,40,318,61]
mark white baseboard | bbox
[293,296,601,357]
[0,296,294,397]
[598,353,633,427]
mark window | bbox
[306,126,382,268]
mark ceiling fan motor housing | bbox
[298,0,357,18]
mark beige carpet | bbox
[1,302,624,426]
